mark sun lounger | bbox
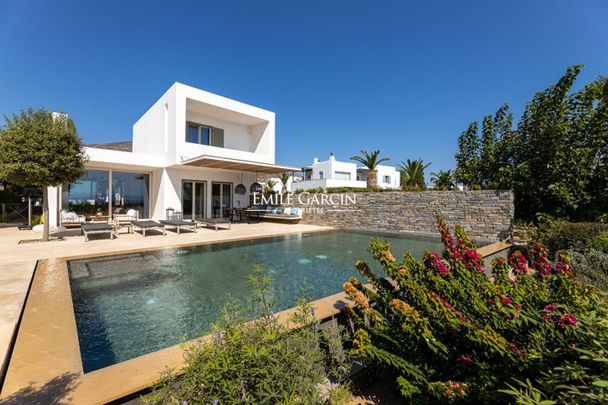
[81,223,115,242]
[160,219,197,234]
[196,218,231,231]
[132,220,166,237]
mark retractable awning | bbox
[180,155,300,174]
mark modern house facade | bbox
[47,83,299,227]
[293,154,400,191]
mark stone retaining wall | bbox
[292,190,514,243]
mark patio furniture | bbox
[196,218,231,231]
[160,219,197,234]
[60,209,86,228]
[81,222,115,242]
[113,209,139,234]
[87,215,111,223]
[132,220,166,237]
[246,207,302,223]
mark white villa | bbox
[293,153,400,191]
[47,83,299,227]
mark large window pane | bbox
[212,128,224,147]
[112,171,150,218]
[62,169,109,216]
[186,125,199,143]
[335,171,351,180]
[200,126,210,145]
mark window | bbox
[335,171,351,180]
[62,169,150,218]
[319,171,324,179]
[383,175,391,184]
[112,171,150,218]
[186,122,224,147]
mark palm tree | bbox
[350,150,390,191]
[263,179,277,196]
[431,169,455,190]
[398,159,431,190]
[277,172,291,194]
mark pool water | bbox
[68,230,442,372]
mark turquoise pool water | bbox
[68,230,442,372]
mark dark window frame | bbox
[185,121,224,147]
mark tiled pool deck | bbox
[0,224,510,404]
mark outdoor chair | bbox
[81,222,115,242]
[113,209,139,234]
[132,220,166,237]
[196,218,231,231]
[159,219,197,234]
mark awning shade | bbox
[180,155,300,174]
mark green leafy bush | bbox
[569,248,608,291]
[342,213,608,402]
[147,266,351,404]
[534,219,608,252]
[591,231,608,254]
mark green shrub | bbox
[569,248,608,291]
[147,266,351,404]
[591,232,608,254]
[535,219,608,252]
[342,213,608,402]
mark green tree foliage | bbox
[343,214,608,402]
[277,172,291,194]
[350,150,390,191]
[454,66,608,220]
[398,159,431,190]
[430,169,456,190]
[148,266,351,404]
[0,108,86,239]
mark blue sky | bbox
[1,1,607,172]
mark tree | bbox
[0,108,86,240]
[454,122,480,188]
[350,150,390,191]
[398,159,431,190]
[454,65,608,220]
[277,172,290,194]
[430,169,455,190]
[262,179,277,196]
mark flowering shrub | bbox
[343,213,608,402]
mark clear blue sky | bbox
[1,1,607,172]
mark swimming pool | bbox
[67,230,442,372]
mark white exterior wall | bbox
[375,165,401,189]
[291,178,367,191]
[310,155,357,180]
[49,83,282,227]
[133,83,275,166]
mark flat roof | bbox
[179,155,300,174]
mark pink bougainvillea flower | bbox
[509,343,528,359]
[558,313,577,328]
[458,355,474,366]
[543,303,557,312]
[500,296,512,305]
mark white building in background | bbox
[292,154,400,191]
[47,83,299,227]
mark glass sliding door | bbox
[62,169,109,216]
[112,171,150,218]
[182,181,206,220]
[212,182,232,218]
